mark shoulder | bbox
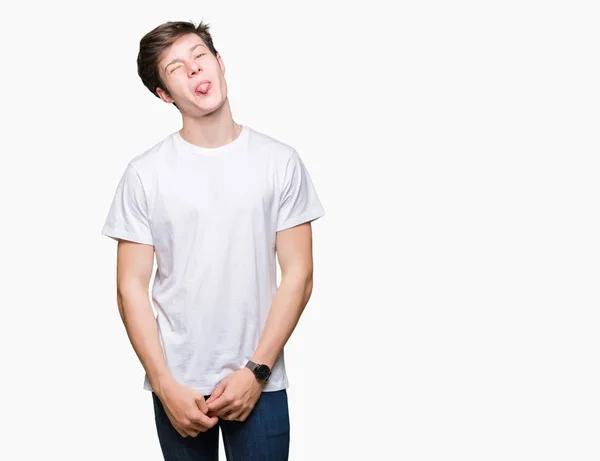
[246,126,297,165]
[126,132,176,178]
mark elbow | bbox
[116,291,126,320]
[303,270,314,306]
[282,265,315,305]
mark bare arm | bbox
[115,239,174,396]
[114,239,218,435]
[250,222,316,369]
[204,221,318,420]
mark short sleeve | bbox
[101,163,154,245]
[276,150,325,232]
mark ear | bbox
[217,53,226,75]
[156,86,174,104]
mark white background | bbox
[0,1,598,460]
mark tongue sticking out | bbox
[197,82,211,94]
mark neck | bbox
[179,101,241,148]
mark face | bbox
[156,33,227,115]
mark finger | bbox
[199,415,219,430]
[228,409,244,421]
[185,427,201,437]
[233,401,256,422]
[205,380,227,405]
[206,380,227,404]
[206,393,233,412]
[191,409,220,429]
[164,406,188,437]
[220,409,234,421]
[186,418,214,435]
[216,402,240,418]
[214,401,237,416]
[194,392,209,413]
[171,420,188,438]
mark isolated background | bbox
[0,1,598,460]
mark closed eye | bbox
[169,54,205,73]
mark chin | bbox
[200,97,226,113]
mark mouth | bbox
[195,80,212,95]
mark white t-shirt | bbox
[101,124,325,394]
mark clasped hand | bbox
[205,366,263,422]
[158,367,263,438]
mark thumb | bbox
[194,391,209,413]
[205,379,227,406]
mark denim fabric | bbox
[152,389,290,461]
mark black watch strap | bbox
[245,360,271,382]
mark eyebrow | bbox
[164,43,206,72]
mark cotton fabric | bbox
[101,125,325,394]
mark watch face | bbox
[255,364,271,381]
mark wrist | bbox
[151,373,177,399]
[245,360,272,384]
[250,353,275,370]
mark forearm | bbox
[251,270,313,369]
[117,285,173,396]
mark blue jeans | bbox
[152,389,290,460]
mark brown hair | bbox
[137,20,219,104]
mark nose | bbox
[188,60,201,76]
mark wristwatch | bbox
[245,360,271,383]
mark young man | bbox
[101,20,325,461]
